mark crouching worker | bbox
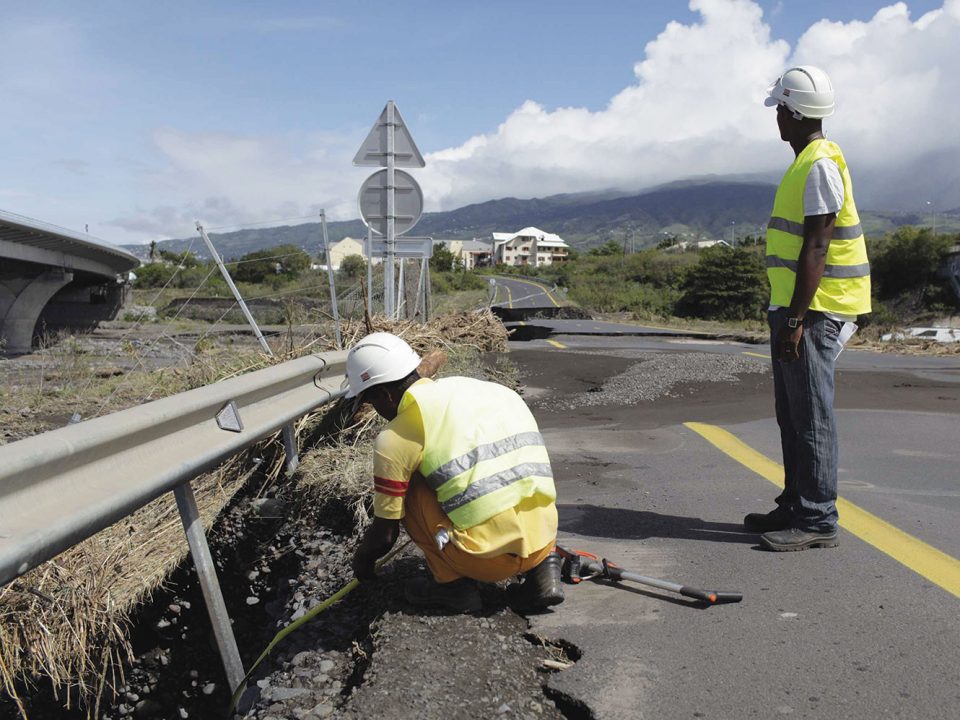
[346,332,564,613]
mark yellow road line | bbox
[519,320,526,326]
[506,285,513,309]
[546,339,567,349]
[742,351,770,359]
[640,323,708,334]
[510,277,559,307]
[684,422,960,599]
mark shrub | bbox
[232,244,311,283]
[675,246,767,321]
[869,227,954,300]
[338,254,367,279]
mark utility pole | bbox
[927,200,937,237]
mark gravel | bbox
[234,516,567,720]
[541,351,769,410]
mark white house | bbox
[492,227,569,267]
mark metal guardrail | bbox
[0,349,349,693]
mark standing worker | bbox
[346,332,564,612]
[744,66,871,551]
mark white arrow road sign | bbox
[358,168,424,236]
[353,102,426,168]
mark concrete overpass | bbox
[0,209,140,354]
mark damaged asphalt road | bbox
[237,336,958,720]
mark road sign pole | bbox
[366,228,373,316]
[386,100,397,318]
[424,261,432,322]
[354,100,425,320]
[319,210,342,348]
[397,258,406,318]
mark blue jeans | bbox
[769,309,842,532]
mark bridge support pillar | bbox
[0,270,74,354]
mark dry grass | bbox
[0,308,509,717]
[0,466,247,717]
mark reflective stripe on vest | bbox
[439,461,554,516]
[425,431,547,490]
[767,216,864,241]
[766,138,871,316]
[765,255,870,279]
[403,377,557,529]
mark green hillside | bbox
[122,180,960,260]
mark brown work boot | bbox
[507,552,565,611]
[404,576,482,613]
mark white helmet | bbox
[764,65,835,120]
[343,332,421,399]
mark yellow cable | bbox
[229,538,412,712]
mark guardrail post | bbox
[173,482,245,695]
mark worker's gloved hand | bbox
[352,544,379,582]
[352,516,400,582]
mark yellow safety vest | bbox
[403,377,556,530]
[766,138,871,316]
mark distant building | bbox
[432,239,492,270]
[315,236,381,270]
[662,239,732,253]
[492,227,569,267]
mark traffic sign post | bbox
[364,236,433,259]
[354,101,425,318]
[358,169,423,237]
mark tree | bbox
[589,239,623,256]
[870,227,954,300]
[676,246,767,321]
[430,242,457,272]
[158,249,200,267]
[132,263,176,288]
[339,254,367,278]
[232,245,311,283]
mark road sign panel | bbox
[353,102,426,168]
[365,236,434,259]
[358,168,424,236]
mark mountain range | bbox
[122,179,957,261]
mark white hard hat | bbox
[764,65,835,120]
[343,332,421,399]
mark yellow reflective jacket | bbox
[766,138,871,316]
[402,377,556,529]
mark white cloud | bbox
[422,0,960,212]
[110,128,369,239]
[115,0,960,241]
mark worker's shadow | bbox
[557,503,756,544]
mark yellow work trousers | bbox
[403,475,556,584]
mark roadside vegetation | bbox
[0,307,510,718]
[489,226,959,343]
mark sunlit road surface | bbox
[508,331,960,719]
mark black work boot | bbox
[508,552,565,611]
[760,527,839,552]
[743,506,793,533]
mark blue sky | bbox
[1,1,956,244]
